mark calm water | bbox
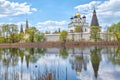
[0,47,120,80]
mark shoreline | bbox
[0,41,120,48]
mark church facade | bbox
[68,12,89,33]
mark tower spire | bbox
[20,24,23,33]
[91,8,99,26]
[26,19,29,29]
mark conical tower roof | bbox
[92,62,100,78]
[91,9,99,26]
[91,47,101,79]
[20,24,23,33]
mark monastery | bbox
[45,9,113,41]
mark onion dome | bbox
[74,16,77,18]
[76,69,81,75]
[75,12,80,18]
[70,17,73,19]
[83,15,86,18]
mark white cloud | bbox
[0,20,67,32]
[75,0,120,31]
[0,21,27,30]
[75,1,101,13]
[0,21,24,26]
[0,0,37,17]
[31,8,37,12]
[35,20,68,32]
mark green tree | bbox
[35,32,46,42]
[1,24,19,43]
[25,27,45,42]
[25,27,38,42]
[59,30,68,42]
[45,31,50,34]
[90,26,101,42]
[1,24,9,42]
[75,25,83,40]
[74,26,83,33]
[12,33,20,42]
[53,30,59,34]
[108,22,120,41]
[9,24,19,43]
[19,32,25,42]
[0,37,4,43]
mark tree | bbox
[107,22,120,41]
[1,24,9,42]
[25,27,38,42]
[52,30,59,34]
[12,33,20,42]
[45,31,50,34]
[0,37,4,43]
[0,24,46,43]
[75,25,83,41]
[1,24,19,43]
[59,30,68,42]
[19,32,25,42]
[25,27,45,42]
[35,32,46,42]
[9,24,19,43]
[74,26,83,33]
[90,26,101,42]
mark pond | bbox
[0,47,120,80]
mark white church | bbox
[68,12,89,33]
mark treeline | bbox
[0,21,120,43]
[0,24,45,43]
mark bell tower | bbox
[91,8,99,26]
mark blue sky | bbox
[0,0,120,32]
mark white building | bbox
[68,12,90,33]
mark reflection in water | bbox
[59,47,68,59]
[108,47,120,65]
[90,47,102,79]
[0,47,120,80]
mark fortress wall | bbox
[45,33,91,41]
[45,32,114,42]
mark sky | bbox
[0,0,120,32]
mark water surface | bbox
[0,47,120,80]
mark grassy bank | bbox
[0,41,120,48]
